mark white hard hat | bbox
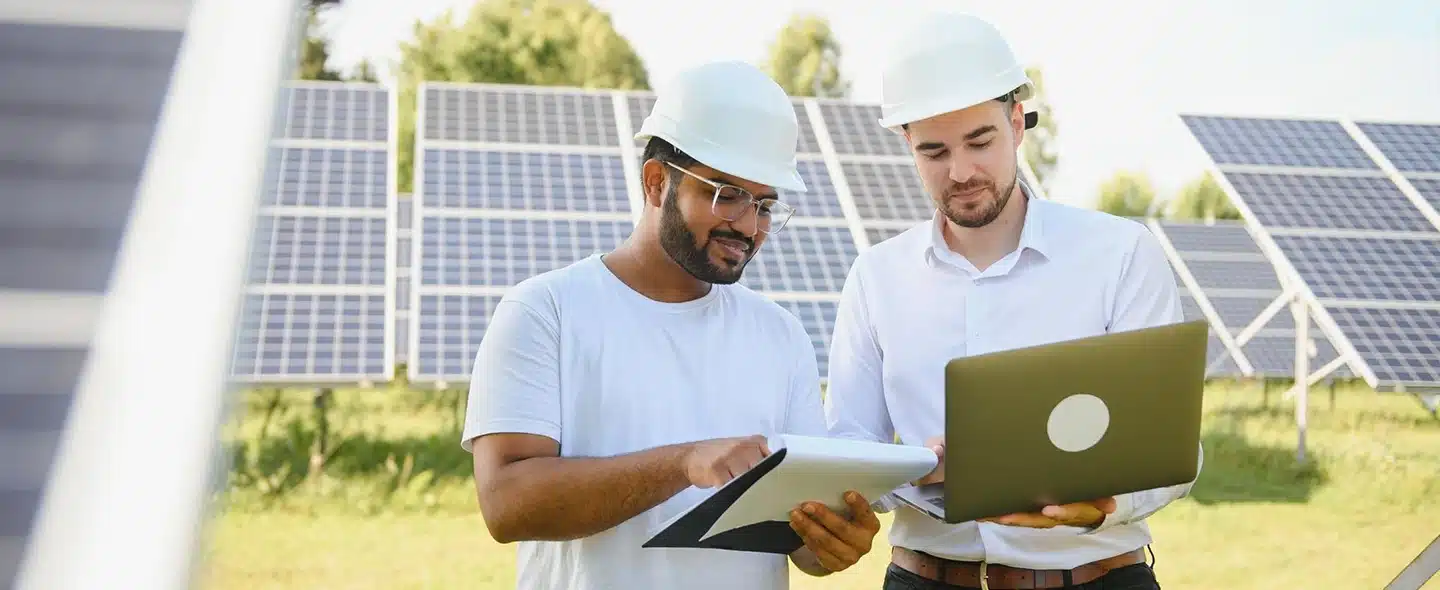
[877,13,1037,132]
[635,60,807,192]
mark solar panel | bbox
[1180,115,1377,169]
[865,226,910,245]
[1271,235,1440,302]
[264,147,389,208]
[1407,178,1440,212]
[1181,258,1283,292]
[1327,307,1440,388]
[1356,122,1440,174]
[626,95,655,148]
[844,161,932,221]
[247,215,387,286]
[1,16,182,583]
[417,217,632,287]
[413,294,502,381]
[232,81,396,384]
[423,85,619,147]
[1243,334,1343,378]
[230,293,388,380]
[1181,113,1440,389]
[279,84,390,142]
[775,300,838,377]
[818,102,910,157]
[420,148,630,213]
[785,161,844,219]
[740,226,858,292]
[1223,172,1431,232]
[1155,221,1263,255]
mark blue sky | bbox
[319,0,1440,209]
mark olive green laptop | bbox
[895,320,1208,524]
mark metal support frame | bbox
[1384,533,1440,590]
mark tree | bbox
[763,14,848,98]
[1168,171,1241,221]
[348,60,379,83]
[297,2,342,81]
[393,0,650,192]
[1020,66,1058,195]
[1096,171,1156,218]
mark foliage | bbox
[1020,66,1059,195]
[763,14,848,98]
[297,8,343,81]
[1095,170,1157,218]
[1168,171,1241,221]
[392,0,650,193]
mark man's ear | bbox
[641,159,667,208]
[1011,102,1026,149]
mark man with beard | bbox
[460,60,881,590]
[823,13,1201,590]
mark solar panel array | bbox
[1181,115,1440,390]
[230,83,398,384]
[406,85,1063,383]
[1151,220,1347,379]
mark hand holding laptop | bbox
[978,496,1117,529]
[910,433,1116,529]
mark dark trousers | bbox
[882,562,1162,590]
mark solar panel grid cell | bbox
[844,161,933,221]
[819,102,910,156]
[739,225,858,292]
[230,293,388,380]
[1356,121,1440,174]
[419,218,632,287]
[1272,235,1440,302]
[1181,115,1377,169]
[784,161,844,218]
[414,294,502,380]
[248,215,387,286]
[1223,172,1432,232]
[1327,307,1440,385]
[420,149,630,213]
[424,86,619,146]
[282,86,389,142]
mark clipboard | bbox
[642,434,938,554]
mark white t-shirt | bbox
[462,253,827,590]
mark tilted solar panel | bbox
[420,148,631,213]
[1180,113,1440,389]
[843,161,932,222]
[423,85,619,147]
[1181,115,1378,170]
[1355,121,1440,174]
[739,226,858,293]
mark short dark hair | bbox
[641,137,698,180]
[900,91,1016,132]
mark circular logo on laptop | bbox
[1047,393,1110,452]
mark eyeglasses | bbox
[665,162,797,235]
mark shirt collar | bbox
[922,179,1051,264]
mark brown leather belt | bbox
[891,546,1147,589]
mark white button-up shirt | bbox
[824,192,1203,571]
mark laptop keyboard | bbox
[927,497,945,508]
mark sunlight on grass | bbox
[195,381,1440,589]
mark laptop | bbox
[894,319,1209,524]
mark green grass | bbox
[195,381,1440,589]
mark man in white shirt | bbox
[824,13,1201,590]
[461,60,881,590]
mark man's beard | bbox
[939,170,1018,229]
[658,186,754,285]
